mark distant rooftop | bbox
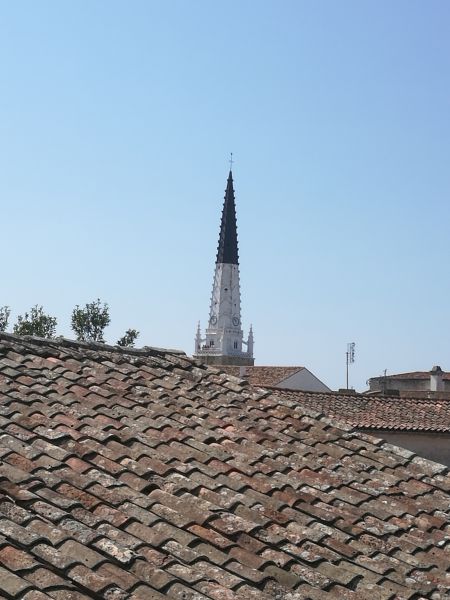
[370,370,450,381]
[276,388,450,432]
[219,365,304,387]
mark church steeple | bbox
[194,167,254,366]
[216,171,239,265]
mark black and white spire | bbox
[216,171,239,265]
[194,168,254,366]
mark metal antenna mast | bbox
[346,342,355,389]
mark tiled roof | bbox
[0,333,449,599]
[370,371,450,381]
[272,389,450,433]
[220,366,304,387]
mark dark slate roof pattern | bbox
[220,366,304,387]
[0,334,449,599]
[216,170,239,265]
[274,389,450,433]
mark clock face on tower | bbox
[209,316,217,326]
[232,317,240,326]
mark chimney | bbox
[430,366,444,391]
[239,366,247,378]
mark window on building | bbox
[234,341,238,349]
[210,340,214,347]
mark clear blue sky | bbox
[1,1,449,391]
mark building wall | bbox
[391,379,429,391]
[369,378,426,392]
[369,377,450,392]
[277,369,331,393]
[199,354,254,366]
[363,430,450,467]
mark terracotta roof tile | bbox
[220,366,304,386]
[274,388,450,432]
[0,333,449,599]
[372,370,450,380]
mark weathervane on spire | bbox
[229,152,234,171]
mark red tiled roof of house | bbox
[371,370,450,381]
[0,333,449,598]
[274,388,450,432]
[220,365,304,386]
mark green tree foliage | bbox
[0,306,10,332]
[71,299,111,343]
[13,305,57,338]
[117,329,140,348]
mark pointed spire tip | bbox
[216,168,239,265]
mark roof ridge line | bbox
[272,386,450,402]
[0,332,186,359]
[246,365,305,369]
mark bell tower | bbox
[194,168,254,366]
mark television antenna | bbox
[346,342,355,389]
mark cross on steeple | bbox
[229,152,234,171]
